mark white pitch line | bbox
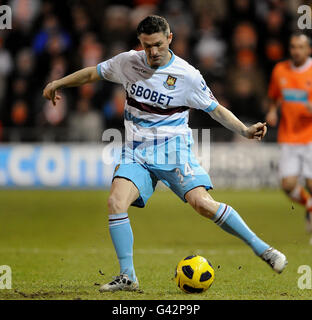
[1,247,311,256]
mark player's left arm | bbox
[186,71,267,140]
[210,104,267,140]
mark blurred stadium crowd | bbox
[0,0,309,142]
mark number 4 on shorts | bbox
[184,162,194,177]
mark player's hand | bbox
[265,109,278,127]
[245,122,267,141]
[42,81,62,106]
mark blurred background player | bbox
[266,33,312,244]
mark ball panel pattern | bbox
[199,270,212,282]
[184,255,197,260]
[182,265,194,279]
[183,284,204,293]
[175,255,215,294]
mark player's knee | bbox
[107,194,128,214]
[191,196,216,219]
[281,178,297,194]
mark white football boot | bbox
[261,247,288,274]
[99,274,139,292]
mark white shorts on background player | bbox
[279,143,312,179]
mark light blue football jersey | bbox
[97,49,219,142]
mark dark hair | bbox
[290,31,311,46]
[137,15,170,37]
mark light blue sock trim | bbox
[109,213,128,220]
[212,203,226,222]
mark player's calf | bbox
[185,187,219,219]
[285,183,311,207]
[186,187,287,270]
[283,181,312,238]
[105,179,140,288]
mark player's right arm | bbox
[265,65,280,127]
[265,99,279,127]
[43,51,129,105]
[43,66,101,105]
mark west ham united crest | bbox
[163,75,177,90]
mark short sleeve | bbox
[186,70,219,112]
[268,65,281,101]
[96,52,129,84]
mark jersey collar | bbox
[290,57,312,72]
[144,49,175,70]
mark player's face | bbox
[289,35,311,66]
[139,32,173,68]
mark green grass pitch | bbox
[0,189,311,300]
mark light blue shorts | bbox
[113,136,213,208]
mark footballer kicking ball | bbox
[174,255,215,293]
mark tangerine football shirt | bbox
[268,58,312,144]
